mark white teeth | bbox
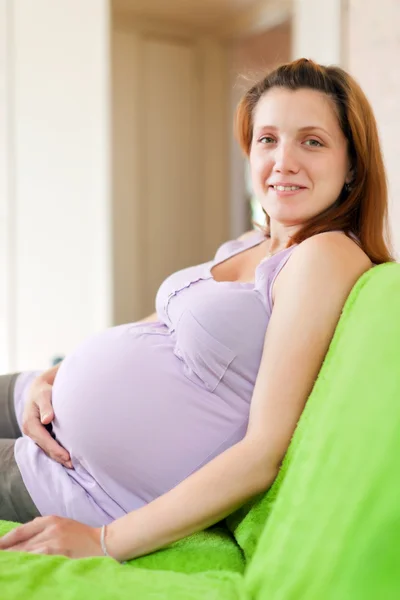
[273,185,301,191]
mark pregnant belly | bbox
[50,323,246,502]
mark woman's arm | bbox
[104,232,372,562]
[107,437,274,561]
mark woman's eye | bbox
[304,139,323,147]
[259,136,276,144]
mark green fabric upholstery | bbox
[1,263,400,599]
[0,547,246,600]
[246,262,400,600]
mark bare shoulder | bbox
[302,230,370,261]
[237,229,261,241]
[278,231,372,292]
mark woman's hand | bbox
[22,374,73,468]
[0,516,103,559]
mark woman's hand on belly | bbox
[22,373,73,469]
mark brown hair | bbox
[235,58,394,264]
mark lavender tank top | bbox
[14,231,298,526]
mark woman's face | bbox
[249,87,352,228]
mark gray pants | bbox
[0,373,41,523]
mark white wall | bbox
[0,0,12,372]
[292,0,342,64]
[2,0,112,371]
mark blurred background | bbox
[0,0,399,372]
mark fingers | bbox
[38,385,55,424]
[22,384,73,468]
[35,428,72,466]
[0,517,66,555]
[40,410,54,425]
[40,433,72,468]
[0,517,46,550]
[22,411,72,467]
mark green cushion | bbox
[0,519,244,600]
[245,263,400,600]
[133,523,244,574]
[0,548,245,600]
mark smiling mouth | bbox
[270,185,306,192]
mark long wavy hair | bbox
[235,58,394,264]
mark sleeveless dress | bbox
[13,230,298,526]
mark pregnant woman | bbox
[0,58,393,561]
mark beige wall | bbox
[112,14,230,322]
[346,0,400,258]
[230,20,292,77]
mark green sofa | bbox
[1,263,400,599]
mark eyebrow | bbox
[299,125,332,138]
[255,125,333,139]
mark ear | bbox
[345,167,354,185]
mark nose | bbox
[273,142,300,174]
